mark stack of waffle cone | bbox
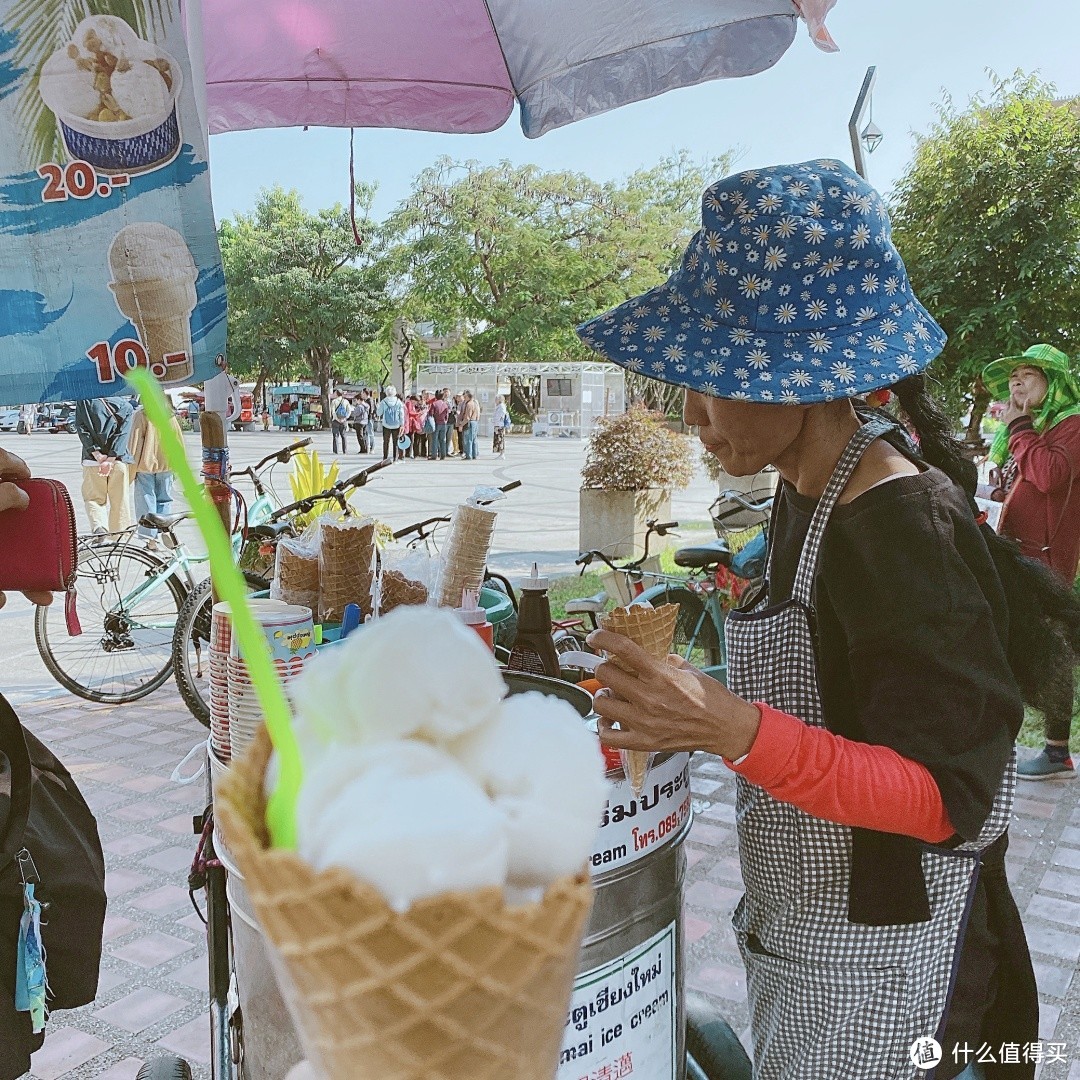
[214,729,594,1080]
[319,517,376,623]
[598,604,679,794]
[437,504,497,608]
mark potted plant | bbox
[579,405,693,558]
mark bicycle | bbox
[33,440,312,705]
[567,494,771,682]
[172,457,393,726]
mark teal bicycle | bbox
[33,439,313,705]
[568,491,772,683]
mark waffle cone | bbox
[598,604,679,793]
[214,729,593,1080]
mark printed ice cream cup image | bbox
[108,223,198,386]
[38,15,183,175]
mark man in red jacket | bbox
[984,344,1080,779]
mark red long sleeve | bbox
[729,704,955,844]
[1008,415,1080,495]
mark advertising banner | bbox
[0,0,225,404]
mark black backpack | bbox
[0,695,105,1078]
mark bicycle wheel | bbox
[633,583,724,671]
[172,572,270,728]
[35,542,186,704]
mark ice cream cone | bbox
[598,604,679,794]
[214,728,593,1080]
[108,223,198,386]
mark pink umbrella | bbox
[202,0,839,138]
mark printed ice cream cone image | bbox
[108,223,197,386]
[599,603,679,795]
[214,608,608,1080]
[38,15,183,174]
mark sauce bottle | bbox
[506,565,561,678]
[454,589,494,652]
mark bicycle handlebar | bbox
[393,515,451,541]
[716,489,773,515]
[266,458,392,522]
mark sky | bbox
[206,1,1080,225]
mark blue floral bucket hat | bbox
[577,159,946,404]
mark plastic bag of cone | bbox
[597,603,679,795]
[214,727,594,1080]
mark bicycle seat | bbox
[139,512,190,532]
[564,591,608,615]
[248,521,293,541]
[673,539,733,570]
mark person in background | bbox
[351,394,371,453]
[17,403,35,436]
[330,389,351,454]
[128,403,183,551]
[449,394,463,456]
[0,447,54,609]
[460,389,481,460]
[260,406,271,431]
[415,392,433,460]
[492,394,509,458]
[74,397,134,537]
[983,344,1080,780]
[430,389,451,460]
[363,389,375,453]
[185,398,200,432]
[376,385,405,462]
[403,394,423,459]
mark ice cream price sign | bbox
[560,923,677,1080]
[591,753,692,875]
[0,3,225,403]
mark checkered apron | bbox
[725,419,1015,1080]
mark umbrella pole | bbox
[201,373,234,597]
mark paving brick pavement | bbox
[9,687,1080,1079]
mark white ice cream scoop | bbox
[291,606,505,750]
[108,222,197,285]
[110,60,171,119]
[296,740,508,912]
[452,692,609,887]
[39,53,100,120]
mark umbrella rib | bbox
[207,75,514,94]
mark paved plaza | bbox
[2,429,1078,1079]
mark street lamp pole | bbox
[849,65,878,179]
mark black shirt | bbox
[767,465,1036,1079]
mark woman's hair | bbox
[883,375,1080,719]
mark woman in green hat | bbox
[983,344,1080,780]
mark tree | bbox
[890,74,1080,440]
[385,151,735,366]
[218,186,388,422]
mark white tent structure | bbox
[416,362,625,438]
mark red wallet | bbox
[0,477,81,635]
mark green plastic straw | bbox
[126,370,301,849]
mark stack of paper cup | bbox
[209,602,233,762]
[228,603,317,760]
[436,504,498,608]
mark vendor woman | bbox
[580,161,1076,1080]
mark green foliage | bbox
[218,186,389,415]
[386,151,735,365]
[890,73,1080,433]
[8,0,172,168]
[581,405,694,492]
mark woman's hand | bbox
[0,448,54,608]
[588,628,760,762]
[1002,394,1031,427]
